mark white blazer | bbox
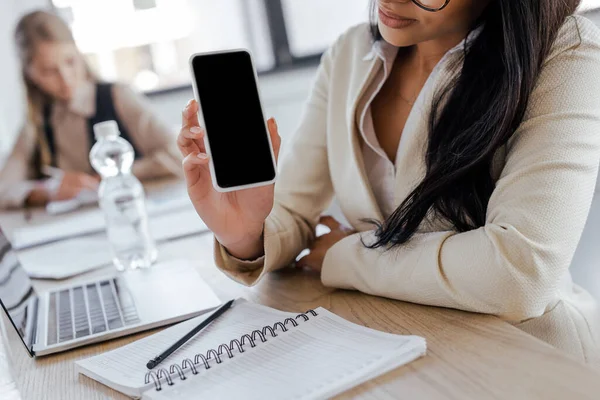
[215,16,600,365]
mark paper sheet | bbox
[17,237,111,279]
[46,189,99,215]
[13,189,194,250]
[150,208,207,243]
[13,209,105,250]
[16,209,209,279]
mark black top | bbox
[40,82,142,169]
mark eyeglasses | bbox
[412,0,451,12]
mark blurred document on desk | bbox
[146,185,192,214]
[17,237,111,279]
[13,191,195,250]
[13,209,104,249]
[46,189,99,215]
[16,209,209,279]
[150,208,207,242]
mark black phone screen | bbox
[192,51,276,189]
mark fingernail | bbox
[197,153,208,159]
[190,126,202,134]
[186,99,193,107]
[272,118,278,130]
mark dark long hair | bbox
[367,0,581,248]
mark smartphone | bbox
[189,49,277,192]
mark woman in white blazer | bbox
[178,0,600,365]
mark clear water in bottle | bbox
[90,121,157,271]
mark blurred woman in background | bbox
[0,10,181,208]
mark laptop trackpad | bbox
[119,260,221,323]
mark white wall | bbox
[0,0,317,166]
[0,0,48,159]
[0,2,25,156]
[146,67,317,147]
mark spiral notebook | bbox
[76,300,427,400]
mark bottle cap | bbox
[93,120,121,140]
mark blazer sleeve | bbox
[321,34,600,322]
[112,84,183,181]
[214,40,337,286]
[0,124,39,209]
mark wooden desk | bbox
[1,208,600,400]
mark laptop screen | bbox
[0,228,38,356]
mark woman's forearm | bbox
[221,228,265,261]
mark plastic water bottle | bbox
[90,121,157,271]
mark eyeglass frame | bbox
[413,0,451,12]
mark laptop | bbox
[0,228,222,357]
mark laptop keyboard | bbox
[46,279,140,345]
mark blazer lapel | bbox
[335,51,385,229]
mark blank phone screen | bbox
[192,51,276,189]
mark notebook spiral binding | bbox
[144,309,319,392]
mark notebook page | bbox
[143,308,427,400]
[76,300,296,397]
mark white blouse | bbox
[357,36,477,218]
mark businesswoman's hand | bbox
[56,172,99,200]
[26,171,99,206]
[178,99,281,260]
[296,216,355,272]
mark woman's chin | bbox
[378,22,419,48]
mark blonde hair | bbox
[14,10,95,169]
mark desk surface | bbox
[1,200,600,400]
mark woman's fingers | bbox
[182,99,200,128]
[296,251,321,272]
[178,125,206,156]
[178,100,206,156]
[296,252,314,270]
[80,175,100,190]
[184,126,206,153]
[56,179,83,200]
[62,173,98,191]
[182,152,211,193]
[319,216,342,231]
[267,118,282,163]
